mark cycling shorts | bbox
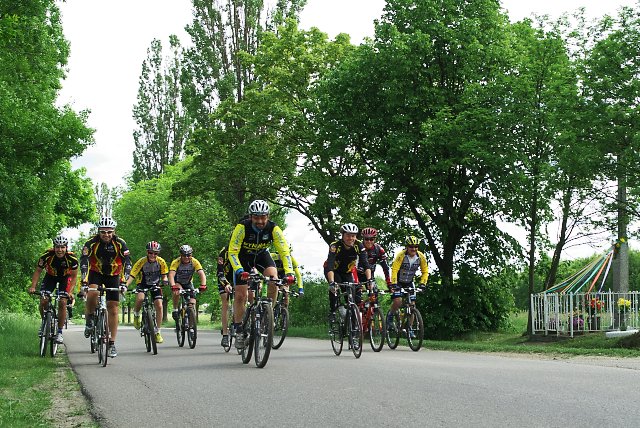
[87,271,120,302]
[40,275,73,297]
[234,251,276,286]
[135,285,163,301]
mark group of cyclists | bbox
[30,198,429,359]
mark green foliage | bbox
[287,275,330,327]
[0,0,94,309]
[418,267,514,339]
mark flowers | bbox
[589,298,603,311]
[617,298,631,312]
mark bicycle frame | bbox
[137,286,160,355]
[334,282,363,358]
[272,284,298,350]
[89,286,119,366]
[36,290,59,357]
[176,288,199,349]
[386,285,425,351]
[360,287,386,352]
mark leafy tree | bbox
[0,0,94,308]
[132,36,190,182]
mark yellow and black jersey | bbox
[228,218,293,275]
[80,235,132,278]
[217,247,233,282]
[170,257,204,285]
[390,250,429,285]
[130,256,169,286]
[325,239,369,275]
[37,249,78,277]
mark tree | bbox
[0,1,94,308]
[132,36,190,182]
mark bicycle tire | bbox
[187,307,197,349]
[349,306,363,359]
[176,313,185,347]
[386,310,401,350]
[272,304,288,350]
[50,312,58,357]
[101,309,109,367]
[254,302,273,368]
[40,314,51,357]
[143,311,151,353]
[223,306,233,353]
[406,307,424,352]
[90,314,98,355]
[241,308,254,364]
[369,308,385,352]
[150,310,158,355]
[329,312,343,356]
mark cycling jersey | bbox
[130,256,169,287]
[170,257,204,285]
[80,235,132,279]
[390,249,429,285]
[228,218,293,275]
[37,249,78,277]
[271,252,302,288]
[324,239,369,276]
[356,243,390,282]
[217,247,233,294]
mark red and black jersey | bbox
[357,243,391,282]
[37,249,78,277]
[80,235,132,278]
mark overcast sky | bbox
[57,0,637,274]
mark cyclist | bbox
[355,227,391,286]
[125,241,169,343]
[80,217,132,358]
[387,235,429,329]
[216,246,233,348]
[29,235,79,344]
[228,199,295,349]
[324,223,372,322]
[168,244,207,324]
[270,249,304,302]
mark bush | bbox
[288,276,331,327]
[418,265,514,339]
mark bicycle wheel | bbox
[348,306,363,359]
[241,309,254,364]
[101,309,109,367]
[223,307,233,353]
[150,311,158,355]
[272,304,289,350]
[369,309,385,352]
[254,303,273,368]
[406,307,424,352]
[143,311,151,353]
[386,310,401,350]
[176,309,185,347]
[40,314,50,357]
[90,314,98,355]
[187,308,197,349]
[50,314,58,357]
[329,311,343,356]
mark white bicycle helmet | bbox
[340,223,359,234]
[179,244,193,255]
[146,241,161,252]
[248,199,270,215]
[53,235,68,246]
[97,216,117,229]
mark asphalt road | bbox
[63,323,640,427]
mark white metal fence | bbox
[531,291,639,337]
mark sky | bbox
[57,0,637,275]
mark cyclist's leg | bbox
[172,283,183,320]
[258,253,278,302]
[57,276,73,331]
[152,287,164,332]
[104,275,120,342]
[220,291,229,334]
[40,276,56,318]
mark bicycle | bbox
[359,285,386,352]
[238,270,278,368]
[87,286,119,367]
[222,289,236,353]
[272,285,299,350]
[138,286,161,355]
[33,290,59,358]
[386,285,425,351]
[329,282,363,358]
[175,288,199,349]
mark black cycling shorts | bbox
[87,271,120,302]
[234,251,276,286]
[135,284,163,300]
[41,275,72,298]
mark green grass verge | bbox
[0,312,57,427]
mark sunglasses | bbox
[147,251,159,255]
[407,245,419,249]
[181,254,192,257]
[54,245,66,249]
[99,230,114,235]
[364,238,375,241]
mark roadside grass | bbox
[0,312,96,428]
